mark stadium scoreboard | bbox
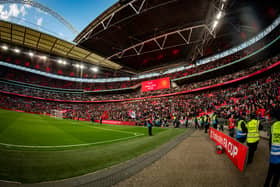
[141,77,170,92]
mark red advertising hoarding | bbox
[94,120,136,126]
[141,77,170,92]
[209,127,248,172]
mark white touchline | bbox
[0,134,144,149]
[70,121,143,136]
[86,125,142,135]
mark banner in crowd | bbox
[141,77,170,92]
[209,127,248,172]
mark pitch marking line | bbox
[69,121,145,136]
[0,134,144,149]
[84,125,143,136]
[0,125,145,148]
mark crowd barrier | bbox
[209,127,248,172]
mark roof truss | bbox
[107,24,213,59]
[76,0,178,44]
[0,20,122,70]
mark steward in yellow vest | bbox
[270,121,280,164]
[246,113,261,165]
[246,119,260,143]
[264,119,280,187]
[236,113,247,143]
[212,112,218,129]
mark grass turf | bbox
[0,109,186,183]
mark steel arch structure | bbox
[0,0,79,35]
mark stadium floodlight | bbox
[221,3,224,10]
[216,11,222,19]
[14,48,20,53]
[213,20,218,29]
[1,45,8,50]
[91,67,98,72]
[28,52,34,57]
[58,59,67,65]
[40,55,47,60]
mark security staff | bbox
[199,115,204,130]
[184,116,189,128]
[194,116,199,129]
[204,115,210,133]
[246,113,260,164]
[173,115,177,127]
[163,117,168,127]
[212,112,218,129]
[264,113,280,187]
[146,119,153,136]
[236,113,247,143]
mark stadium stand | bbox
[1,51,279,101]
[1,0,280,186]
[1,52,280,123]
[1,22,280,92]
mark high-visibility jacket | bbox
[270,121,280,164]
[246,119,260,143]
[199,116,204,124]
[236,120,247,139]
[203,115,207,122]
[212,114,217,125]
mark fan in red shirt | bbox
[229,114,235,137]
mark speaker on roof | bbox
[119,0,133,5]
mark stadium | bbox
[0,0,280,186]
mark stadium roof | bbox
[0,20,122,70]
[75,0,279,73]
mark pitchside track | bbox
[0,109,185,183]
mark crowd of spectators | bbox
[0,69,137,91]
[1,26,280,124]
[1,26,277,92]
[1,53,279,102]
[1,64,279,125]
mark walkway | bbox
[115,130,270,187]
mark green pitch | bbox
[0,109,185,183]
